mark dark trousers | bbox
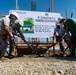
[56,35,72,54]
[0,36,8,58]
[63,36,72,52]
[9,38,14,54]
[69,35,76,55]
[56,36,64,53]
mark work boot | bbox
[66,54,75,57]
[8,54,15,59]
[57,53,64,57]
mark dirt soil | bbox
[0,54,76,75]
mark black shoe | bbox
[66,54,75,57]
[9,55,15,59]
[50,53,64,57]
[57,53,64,57]
[50,54,59,57]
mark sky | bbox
[0,0,76,19]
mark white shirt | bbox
[0,17,10,35]
[3,17,10,27]
[54,25,64,36]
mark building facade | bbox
[31,0,36,11]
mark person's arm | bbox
[4,25,13,38]
[65,20,71,44]
[3,17,13,38]
[14,23,25,41]
[18,28,25,40]
[61,27,67,39]
[54,27,57,37]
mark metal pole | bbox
[65,9,68,19]
[51,0,54,12]
[70,13,73,18]
[16,0,18,10]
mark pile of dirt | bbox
[0,55,76,75]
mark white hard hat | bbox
[10,12,19,19]
[56,21,60,26]
[57,17,64,23]
[55,17,63,26]
[15,20,23,26]
[18,20,23,26]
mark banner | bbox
[9,10,61,38]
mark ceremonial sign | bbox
[9,10,61,38]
